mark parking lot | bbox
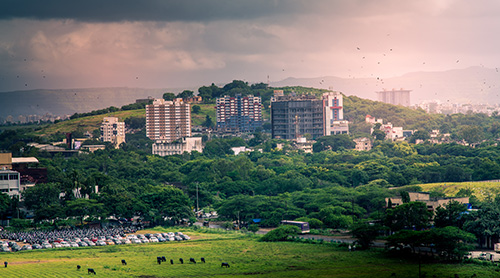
[0,228,190,252]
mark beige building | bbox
[146,98,191,142]
[152,137,203,156]
[386,192,469,213]
[354,137,372,151]
[100,117,126,147]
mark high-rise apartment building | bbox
[323,91,349,135]
[376,88,411,107]
[146,98,191,142]
[271,93,324,139]
[100,117,126,147]
[216,95,262,133]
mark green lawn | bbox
[401,181,500,201]
[0,227,498,277]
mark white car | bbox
[96,241,107,246]
[149,237,159,243]
[42,243,52,249]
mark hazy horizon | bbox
[1,0,500,99]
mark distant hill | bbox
[2,66,499,121]
[270,66,500,105]
[0,87,173,119]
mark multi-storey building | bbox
[0,169,20,197]
[271,93,324,139]
[100,117,126,147]
[322,91,349,135]
[376,88,411,107]
[146,98,191,142]
[152,137,203,156]
[216,95,262,133]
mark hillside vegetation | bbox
[32,110,145,137]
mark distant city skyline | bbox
[1,0,500,97]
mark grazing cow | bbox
[161,256,166,262]
[88,268,96,275]
[179,258,184,264]
[170,259,174,265]
[122,259,127,265]
[201,257,205,263]
[190,258,196,264]
[221,262,230,268]
[4,261,7,268]
[157,257,162,265]
[77,265,81,270]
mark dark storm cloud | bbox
[0,0,306,22]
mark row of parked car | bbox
[0,232,190,252]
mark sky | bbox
[1,0,500,92]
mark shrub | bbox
[260,225,300,242]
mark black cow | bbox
[122,259,127,265]
[161,256,166,262]
[221,262,230,268]
[77,265,81,270]
[190,258,196,264]
[201,257,205,263]
[179,258,184,264]
[157,257,162,265]
[4,261,7,268]
[170,259,174,265]
[88,268,96,275]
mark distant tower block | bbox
[376,88,411,107]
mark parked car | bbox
[42,243,53,249]
[78,241,88,247]
[96,241,107,246]
[70,242,79,248]
[21,245,33,251]
[32,244,42,249]
[1,246,11,252]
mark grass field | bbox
[32,110,146,137]
[401,181,500,201]
[1,227,499,277]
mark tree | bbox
[459,125,483,144]
[0,193,10,219]
[260,224,300,242]
[202,115,213,128]
[427,226,476,261]
[312,134,355,152]
[138,187,194,225]
[434,200,468,229]
[203,139,233,157]
[372,129,386,141]
[351,222,383,249]
[385,201,432,232]
[192,105,201,114]
[22,182,62,212]
[66,199,106,224]
[163,92,176,101]
[177,90,194,100]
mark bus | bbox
[280,220,310,233]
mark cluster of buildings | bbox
[0,153,46,198]
[415,101,500,116]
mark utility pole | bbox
[196,182,199,212]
